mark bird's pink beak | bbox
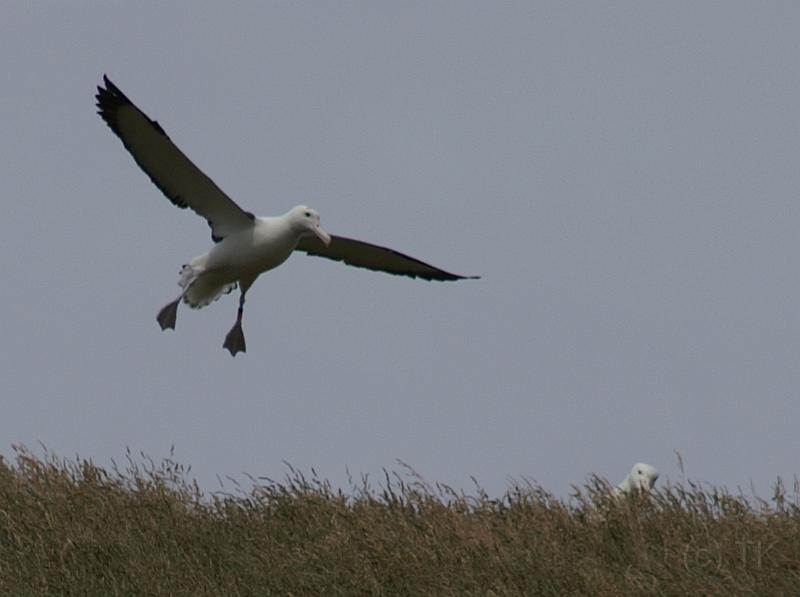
[315,225,332,246]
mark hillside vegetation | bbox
[0,446,798,596]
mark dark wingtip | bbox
[438,271,480,281]
[95,74,129,129]
[421,272,480,282]
[101,74,125,99]
[96,74,131,107]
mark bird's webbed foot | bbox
[157,299,180,331]
[223,321,246,356]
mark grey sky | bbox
[2,2,799,497]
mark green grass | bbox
[0,446,798,596]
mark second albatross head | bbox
[288,205,332,246]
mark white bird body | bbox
[95,75,476,355]
[206,218,296,276]
[183,208,324,308]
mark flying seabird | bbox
[95,76,477,356]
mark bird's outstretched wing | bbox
[96,75,254,242]
[295,235,479,281]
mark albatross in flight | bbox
[95,76,477,356]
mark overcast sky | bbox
[2,2,799,498]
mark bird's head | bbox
[628,463,659,491]
[289,205,331,246]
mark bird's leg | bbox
[156,297,181,331]
[223,290,247,356]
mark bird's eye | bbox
[304,211,311,218]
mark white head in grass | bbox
[615,463,659,495]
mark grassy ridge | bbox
[0,447,798,596]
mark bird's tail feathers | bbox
[179,264,237,309]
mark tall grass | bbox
[0,445,798,595]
